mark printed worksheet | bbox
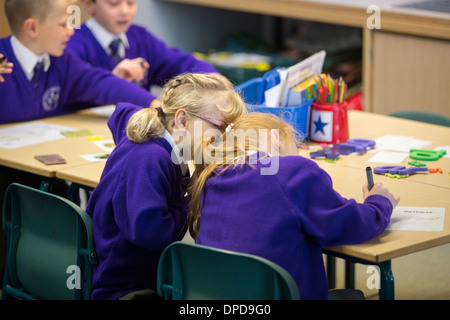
[0,121,77,149]
[386,206,445,232]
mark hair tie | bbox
[225,123,234,133]
[155,107,166,120]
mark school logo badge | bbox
[42,86,61,112]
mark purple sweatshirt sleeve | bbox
[278,157,393,247]
[111,144,187,251]
[62,51,155,109]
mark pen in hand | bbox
[366,166,374,191]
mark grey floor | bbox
[329,243,450,300]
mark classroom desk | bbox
[301,111,450,300]
[1,108,448,299]
[0,109,113,190]
[305,111,450,189]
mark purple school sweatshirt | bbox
[0,36,153,124]
[85,103,188,300]
[196,155,393,300]
[66,24,217,90]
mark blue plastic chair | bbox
[1,183,97,300]
[389,110,450,127]
[157,241,300,300]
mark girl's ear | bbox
[270,129,280,155]
[173,109,188,130]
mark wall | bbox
[0,0,11,37]
[133,0,265,53]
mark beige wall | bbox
[0,0,11,37]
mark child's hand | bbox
[0,55,14,83]
[112,58,149,83]
[362,182,400,208]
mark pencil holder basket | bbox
[235,77,314,141]
[309,102,349,144]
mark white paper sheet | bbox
[93,139,116,153]
[368,151,409,164]
[79,153,110,162]
[0,121,76,149]
[386,206,445,232]
[434,146,450,158]
[375,134,432,152]
[89,105,115,118]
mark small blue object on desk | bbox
[373,166,429,175]
[309,138,375,159]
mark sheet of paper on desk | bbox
[80,153,110,162]
[94,139,115,153]
[386,206,445,232]
[375,134,432,152]
[0,121,77,149]
[89,105,115,118]
[368,151,409,164]
[434,146,450,158]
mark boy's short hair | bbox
[5,0,59,34]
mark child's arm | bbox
[279,158,396,247]
[63,53,154,110]
[362,182,400,209]
[0,54,13,83]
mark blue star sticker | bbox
[313,115,329,135]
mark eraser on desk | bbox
[34,154,66,165]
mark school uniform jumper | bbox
[0,36,153,124]
[196,155,393,300]
[85,103,188,300]
[66,24,218,90]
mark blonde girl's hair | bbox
[126,73,246,143]
[188,112,299,239]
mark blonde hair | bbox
[126,73,245,143]
[5,0,74,34]
[188,112,299,239]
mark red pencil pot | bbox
[309,102,349,144]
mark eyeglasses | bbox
[170,112,229,131]
[190,112,228,131]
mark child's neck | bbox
[14,34,45,57]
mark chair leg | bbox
[39,177,54,192]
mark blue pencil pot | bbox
[235,77,314,140]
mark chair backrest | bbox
[389,110,450,127]
[2,183,97,300]
[157,241,300,300]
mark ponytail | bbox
[126,107,166,143]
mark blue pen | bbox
[366,166,374,190]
